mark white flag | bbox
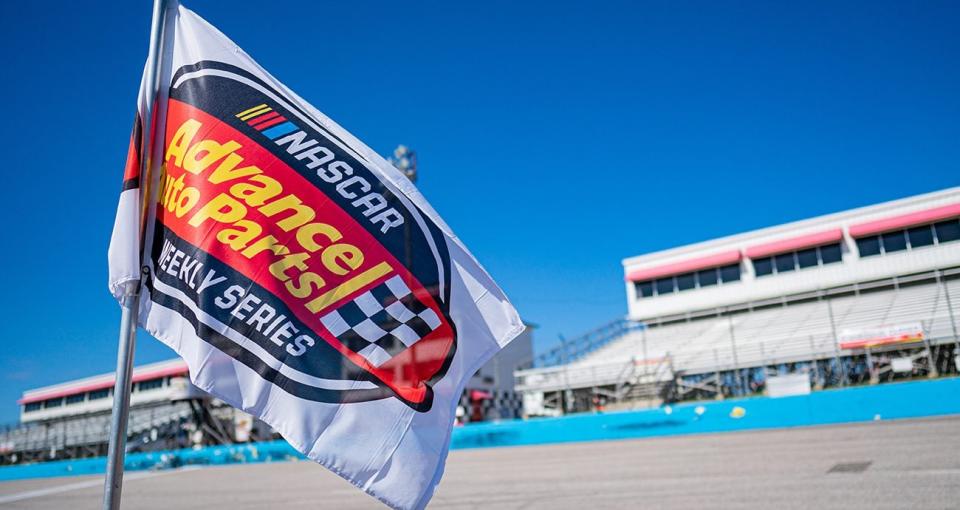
[107,3,524,508]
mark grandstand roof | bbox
[18,359,188,405]
[623,187,959,266]
[622,187,960,321]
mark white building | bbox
[1,360,219,463]
[2,327,534,463]
[518,188,960,415]
[17,359,198,424]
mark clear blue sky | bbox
[0,0,957,423]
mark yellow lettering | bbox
[240,235,290,259]
[285,271,326,300]
[321,244,364,276]
[183,139,241,175]
[166,119,201,168]
[296,222,342,252]
[188,193,247,227]
[259,194,316,232]
[174,187,200,218]
[215,219,262,250]
[268,253,310,281]
[230,175,283,207]
[209,153,262,184]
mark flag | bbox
[107,2,524,508]
[107,63,150,300]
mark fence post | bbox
[727,315,743,396]
[559,335,571,414]
[713,348,723,399]
[920,324,939,378]
[826,298,847,387]
[866,347,877,384]
[809,336,822,389]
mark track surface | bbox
[1,416,958,509]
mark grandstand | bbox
[517,188,960,415]
[0,360,261,465]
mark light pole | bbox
[390,145,417,183]
[389,144,418,271]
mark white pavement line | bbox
[0,467,198,505]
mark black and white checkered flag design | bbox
[320,275,442,367]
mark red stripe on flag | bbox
[252,115,287,130]
[247,111,280,127]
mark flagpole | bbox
[102,0,168,508]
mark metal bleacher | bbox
[516,271,960,397]
[0,401,194,462]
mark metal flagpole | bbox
[102,0,168,508]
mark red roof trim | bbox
[626,250,742,282]
[744,229,843,259]
[18,364,189,405]
[849,203,960,238]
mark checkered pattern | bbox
[320,275,442,367]
[459,389,525,422]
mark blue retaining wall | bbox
[2,377,958,482]
[451,376,960,449]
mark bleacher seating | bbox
[0,401,193,459]
[517,278,959,392]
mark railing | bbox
[534,318,644,368]
[613,354,674,400]
[516,355,673,392]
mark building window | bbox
[43,398,63,408]
[719,263,741,283]
[697,268,719,287]
[819,243,842,264]
[655,277,675,295]
[857,236,882,257]
[24,402,42,413]
[634,264,740,299]
[753,257,773,277]
[907,225,934,248]
[137,378,164,392]
[753,243,843,277]
[774,253,796,273]
[65,393,85,405]
[796,248,818,268]
[89,388,110,400]
[881,231,907,253]
[636,281,654,298]
[936,219,960,243]
[857,219,960,257]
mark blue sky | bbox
[0,0,957,423]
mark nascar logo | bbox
[150,61,457,411]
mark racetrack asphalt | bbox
[1,415,957,509]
